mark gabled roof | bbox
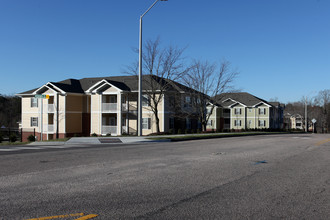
[213,92,273,108]
[17,75,196,95]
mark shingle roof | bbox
[214,92,271,107]
[18,75,195,95]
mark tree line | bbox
[0,94,21,129]
[284,90,330,133]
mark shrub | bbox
[106,133,111,136]
[169,129,174,134]
[9,134,17,142]
[91,133,98,137]
[0,134,3,143]
[177,129,182,134]
[27,134,36,142]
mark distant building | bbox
[207,92,285,131]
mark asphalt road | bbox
[0,133,329,219]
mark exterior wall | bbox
[230,104,246,129]
[90,94,101,134]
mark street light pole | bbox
[138,0,167,136]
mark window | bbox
[234,120,241,126]
[207,120,213,126]
[235,108,242,115]
[184,96,192,108]
[259,108,266,115]
[142,118,151,129]
[30,117,38,127]
[248,108,252,113]
[142,95,150,107]
[249,120,252,126]
[259,120,266,127]
[31,97,38,108]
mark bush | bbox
[0,134,3,143]
[177,129,182,134]
[27,134,36,142]
[169,129,174,134]
[9,134,17,142]
[106,133,111,136]
[91,133,98,137]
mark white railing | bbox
[102,103,117,112]
[43,124,54,133]
[102,126,117,135]
[48,104,55,113]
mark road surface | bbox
[0,133,329,219]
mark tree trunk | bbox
[155,113,160,133]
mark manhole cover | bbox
[99,138,122,143]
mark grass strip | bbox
[147,132,289,142]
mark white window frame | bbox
[259,108,266,115]
[259,120,266,127]
[142,118,151,130]
[31,97,38,108]
[235,108,242,115]
[234,120,241,126]
[30,117,38,127]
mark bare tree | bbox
[182,60,238,131]
[125,38,188,133]
[314,89,330,132]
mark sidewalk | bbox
[28,136,170,146]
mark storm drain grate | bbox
[98,138,122,143]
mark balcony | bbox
[102,126,117,135]
[48,104,55,113]
[43,124,54,133]
[102,103,117,112]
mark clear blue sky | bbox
[1,0,329,103]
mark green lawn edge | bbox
[147,132,292,142]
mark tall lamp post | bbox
[138,0,167,136]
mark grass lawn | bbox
[147,131,290,142]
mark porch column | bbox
[117,93,122,135]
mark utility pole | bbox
[305,97,308,133]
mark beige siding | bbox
[66,113,82,133]
[66,95,83,112]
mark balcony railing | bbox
[43,124,54,133]
[48,104,55,113]
[102,125,117,135]
[102,103,117,112]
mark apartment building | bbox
[206,92,284,131]
[17,75,200,141]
